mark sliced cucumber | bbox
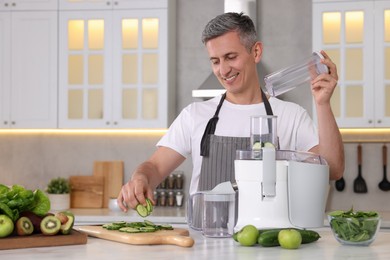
[146,198,154,214]
[136,204,149,217]
[144,220,156,227]
[263,142,275,148]
[252,141,262,150]
[119,227,141,233]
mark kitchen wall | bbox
[0,0,388,212]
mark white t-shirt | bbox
[157,95,319,195]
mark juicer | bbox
[234,148,329,231]
[233,116,329,231]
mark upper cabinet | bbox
[313,0,390,128]
[0,0,57,10]
[0,2,58,128]
[58,0,176,128]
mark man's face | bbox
[205,31,261,95]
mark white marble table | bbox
[1,226,390,260]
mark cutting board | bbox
[70,175,104,208]
[75,226,195,247]
[93,161,124,208]
[0,230,87,250]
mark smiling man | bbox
[117,12,344,211]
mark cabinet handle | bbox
[11,2,15,7]
[3,121,7,125]
[368,119,373,124]
[378,120,382,124]
[106,121,110,125]
[113,121,118,125]
[114,1,118,5]
[107,1,111,5]
[4,3,8,7]
[11,121,15,125]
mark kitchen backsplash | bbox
[0,133,389,213]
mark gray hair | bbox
[201,12,257,52]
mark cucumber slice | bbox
[146,198,154,214]
[144,220,156,227]
[119,227,141,233]
[136,204,149,217]
[263,142,275,148]
[139,226,156,232]
[252,141,262,150]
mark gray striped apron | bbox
[190,90,274,230]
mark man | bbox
[117,12,344,211]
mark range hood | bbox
[192,0,257,99]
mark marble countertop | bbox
[1,226,390,259]
[71,208,390,229]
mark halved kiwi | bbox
[16,216,34,236]
[40,215,61,235]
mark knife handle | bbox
[161,235,195,247]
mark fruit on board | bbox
[0,214,14,238]
[16,216,34,236]
[40,215,61,235]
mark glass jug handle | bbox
[187,192,202,231]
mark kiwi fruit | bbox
[40,215,61,235]
[16,217,34,236]
[20,211,44,233]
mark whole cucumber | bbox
[257,228,321,247]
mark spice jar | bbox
[168,191,175,207]
[159,191,167,206]
[167,174,175,189]
[175,172,184,189]
[175,191,184,207]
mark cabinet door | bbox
[0,0,57,11]
[111,9,169,128]
[374,1,390,126]
[313,1,375,127]
[59,11,113,128]
[59,0,112,10]
[10,11,58,128]
[0,12,11,127]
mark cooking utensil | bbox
[335,177,345,191]
[354,144,368,193]
[379,144,390,191]
[75,226,194,247]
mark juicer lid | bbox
[236,149,328,165]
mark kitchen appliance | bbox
[264,51,328,97]
[234,115,329,231]
[187,191,235,238]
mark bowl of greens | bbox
[328,209,381,246]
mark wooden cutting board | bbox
[93,161,124,208]
[75,226,194,247]
[0,230,87,250]
[70,175,104,208]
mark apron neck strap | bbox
[200,90,273,156]
[200,92,226,156]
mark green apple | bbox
[237,225,259,246]
[278,229,302,249]
[0,214,14,238]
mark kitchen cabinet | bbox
[313,0,390,128]
[0,0,57,11]
[58,0,176,128]
[0,5,58,128]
